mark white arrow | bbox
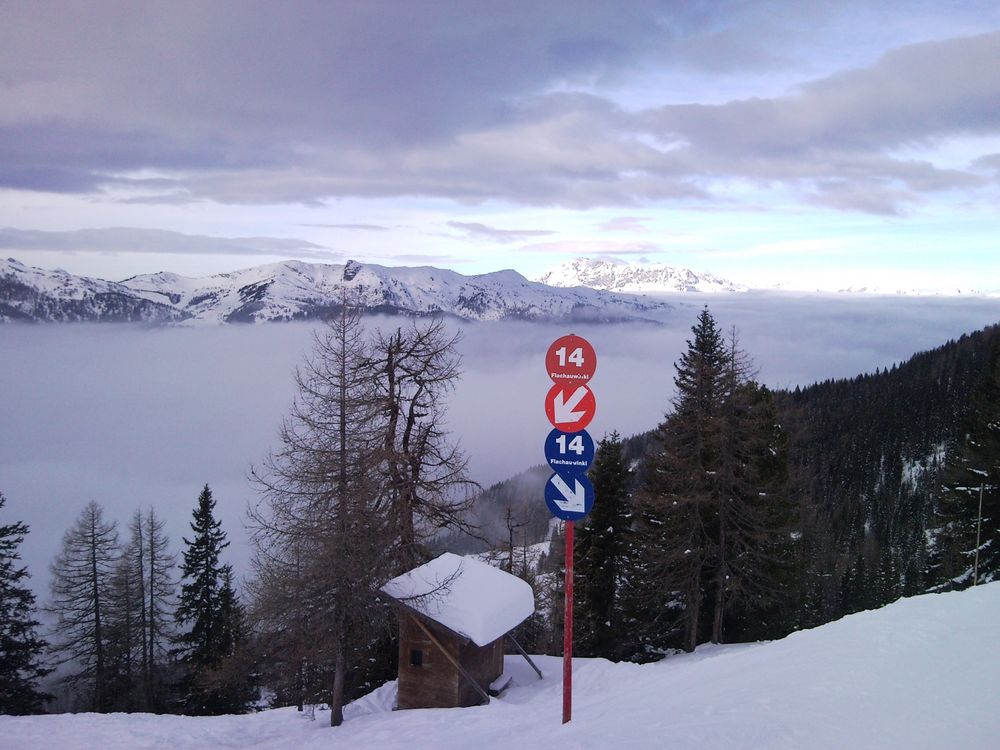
[553,385,589,424]
[550,474,586,512]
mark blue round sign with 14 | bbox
[543,428,595,472]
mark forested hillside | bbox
[778,322,1000,625]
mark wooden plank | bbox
[411,614,491,706]
[507,633,544,680]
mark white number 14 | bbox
[556,434,586,455]
[556,346,585,368]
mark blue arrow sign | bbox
[544,428,595,472]
[545,471,595,521]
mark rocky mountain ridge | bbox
[0,257,671,324]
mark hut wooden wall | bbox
[395,611,505,710]
[456,637,504,707]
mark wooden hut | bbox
[381,552,537,709]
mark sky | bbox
[1,1,999,290]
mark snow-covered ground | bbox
[4,583,998,749]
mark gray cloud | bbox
[639,32,1000,213]
[0,227,338,260]
[647,32,1000,154]
[448,221,555,244]
[1,4,998,212]
[300,223,391,232]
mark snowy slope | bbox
[4,583,999,749]
[0,257,188,323]
[537,257,746,294]
[0,257,671,324]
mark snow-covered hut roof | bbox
[381,552,535,647]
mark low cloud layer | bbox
[3,295,1000,604]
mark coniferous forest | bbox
[1,310,998,718]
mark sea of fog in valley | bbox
[3,292,1000,602]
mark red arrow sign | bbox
[544,382,596,432]
[546,334,597,383]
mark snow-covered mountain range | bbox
[0,257,671,324]
[536,257,746,293]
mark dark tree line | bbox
[41,487,248,715]
[929,345,1000,588]
[776,322,1000,624]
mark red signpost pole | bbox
[545,333,595,727]
[563,519,574,724]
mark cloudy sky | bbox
[2,1,999,289]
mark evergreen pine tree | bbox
[631,309,796,652]
[0,492,52,714]
[634,307,727,652]
[205,564,255,712]
[574,431,630,660]
[176,484,235,714]
[714,381,801,642]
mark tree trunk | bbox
[90,517,105,712]
[330,643,346,727]
[712,502,727,644]
[136,517,150,709]
[685,579,700,653]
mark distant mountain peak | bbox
[535,257,746,294]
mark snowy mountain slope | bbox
[0,257,671,324]
[5,583,998,749]
[537,257,747,293]
[0,257,189,324]
[123,259,671,324]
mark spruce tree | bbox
[634,307,727,652]
[0,492,52,714]
[176,484,234,714]
[632,309,795,652]
[574,431,631,660]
